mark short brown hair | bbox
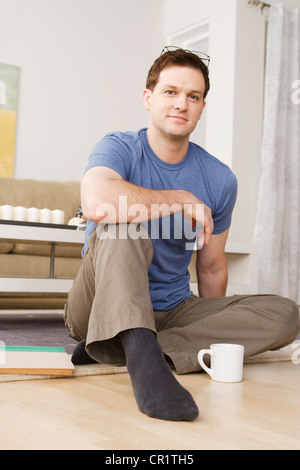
[146,48,210,100]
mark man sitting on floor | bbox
[65,47,299,422]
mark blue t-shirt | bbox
[83,128,237,310]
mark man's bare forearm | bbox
[197,266,228,298]
[82,177,194,223]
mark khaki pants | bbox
[65,223,299,374]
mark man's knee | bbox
[281,296,299,340]
[264,295,299,345]
[96,222,150,242]
[95,222,153,267]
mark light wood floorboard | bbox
[0,361,299,450]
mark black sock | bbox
[118,328,199,421]
[71,340,98,365]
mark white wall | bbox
[0,0,164,181]
[165,0,300,244]
[165,0,266,243]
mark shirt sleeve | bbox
[212,170,238,234]
[85,133,133,180]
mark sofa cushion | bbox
[0,253,81,278]
[12,243,82,258]
[0,242,14,253]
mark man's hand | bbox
[183,197,214,247]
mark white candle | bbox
[0,205,14,220]
[13,206,27,221]
[26,207,40,222]
[39,208,52,224]
[51,209,65,224]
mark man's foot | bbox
[71,340,98,365]
[118,328,199,421]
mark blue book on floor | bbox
[0,345,75,376]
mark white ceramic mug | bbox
[0,205,13,220]
[13,206,27,221]
[198,343,245,383]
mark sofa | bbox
[0,177,83,309]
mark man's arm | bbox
[81,166,214,245]
[196,229,229,297]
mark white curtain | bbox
[254,3,300,304]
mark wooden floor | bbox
[0,360,299,450]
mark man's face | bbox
[143,65,206,141]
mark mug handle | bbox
[197,349,213,377]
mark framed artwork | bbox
[0,63,20,178]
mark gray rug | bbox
[0,312,78,354]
